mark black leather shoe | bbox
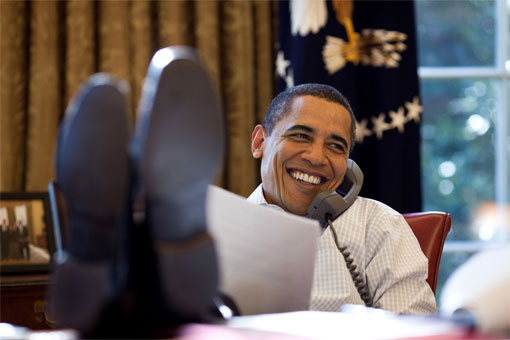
[130,46,225,324]
[49,73,131,333]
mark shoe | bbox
[48,73,131,333]
[130,46,225,323]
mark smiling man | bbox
[247,84,437,314]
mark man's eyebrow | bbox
[285,125,314,133]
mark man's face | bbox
[252,95,352,216]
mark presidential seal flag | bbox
[277,0,422,213]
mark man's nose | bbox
[302,142,327,166]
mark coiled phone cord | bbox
[327,217,373,307]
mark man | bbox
[1,219,8,260]
[248,83,437,314]
[18,220,30,260]
[7,222,20,260]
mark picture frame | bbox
[0,192,57,274]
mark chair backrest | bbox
[403,212,451,295]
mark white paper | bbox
[206,185,321,315]
[226,309,461,340]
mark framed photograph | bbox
[0,192,57,274]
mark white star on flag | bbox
[389,106,406,133]
[285,68,294,88]
[355,119,372,143]
[276,50,291,78]
[405,96,422,123]
[371,113,391,139]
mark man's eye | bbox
[291,133,309,140]
[329,143,345,152]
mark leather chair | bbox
[403,212,451,295]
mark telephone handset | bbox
[307,159,364,228]
[307,159,372,306]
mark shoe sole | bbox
[49,73,131,331]
[132,46,224,319]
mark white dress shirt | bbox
[247,184,437,314]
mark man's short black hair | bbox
[263,83,356,152]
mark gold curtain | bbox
[0,0,276,198]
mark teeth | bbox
[291,170,321,185]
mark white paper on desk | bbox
[206,185,321,316]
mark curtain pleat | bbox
[0,1,27,192]
[195,1,221,95]
[130,0,153,124]
[25,0,60,191]
[158,1,193,47]
[254,0,274,125]
[65,0,95,107]
[98,1,131,80]
[221,1,257,197]
[0,0,275,198]
[98,1,133,120]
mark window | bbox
[415,0,510,303]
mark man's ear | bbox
[251,124,267,159]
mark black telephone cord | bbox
[327,217,373,307]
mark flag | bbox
[277,0,422,213]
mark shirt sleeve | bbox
[364,213,437,314]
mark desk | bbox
[0,273,54,330]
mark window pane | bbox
[415,0,496,67]
[420,79,500,241]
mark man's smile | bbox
[287,168,327,185]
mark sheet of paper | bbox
[206,185,321,315]
[226,309,462,340]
